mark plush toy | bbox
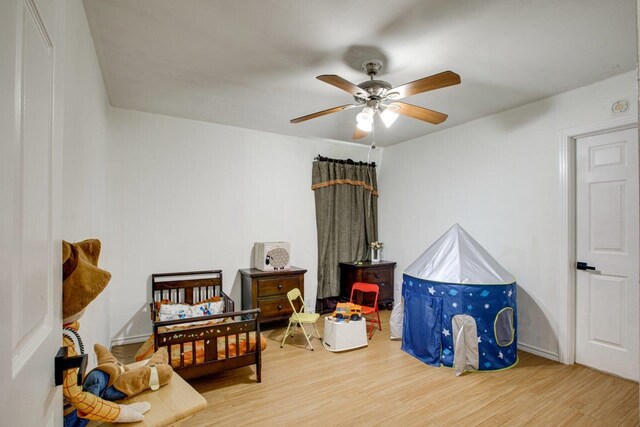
[62,239,173,427]
[83,344,172,399]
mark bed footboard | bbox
[154,309,262,381]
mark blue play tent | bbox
[402,224,517,374]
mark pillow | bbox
[192,300,224,317]
[157,297,224,322]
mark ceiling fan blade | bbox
[389,101,448,124]
[290,104,359,124]
[317,75,369,98]
[353,126,369,140]
[391,71,460,99]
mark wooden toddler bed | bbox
[136,270,265,381]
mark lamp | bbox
[380,108,399,128]
[357,120,373,132]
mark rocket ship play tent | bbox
[402,224,517,375]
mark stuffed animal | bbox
[83,344,173,399]
[62,239,173,427]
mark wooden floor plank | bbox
[113,310,638,426]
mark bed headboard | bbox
[151,270,227,306]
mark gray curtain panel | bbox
[312,160,378,301]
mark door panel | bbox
[576,127,639,380]
[588,274,625,348]
[589,180,625,252]
[0,0,63,424]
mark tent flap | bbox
[452,314,479,376]
[401,291,442,366]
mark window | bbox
[494,307,514,347]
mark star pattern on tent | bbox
[478,336,482,343]
[498,351,504,359]
[452,302,458,308]
[442,328,451,337]
[467,305,473,310]
[484,303,490,309]
[428,286,436,295]
[508,289,513,297]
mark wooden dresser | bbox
[240,267,307,324]
[339,261,396,309]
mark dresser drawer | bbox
[361,268,392,284]
[257,276,299,297]
[258,296,293,318]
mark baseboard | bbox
[111,333,151,347]
[518,341,560,362]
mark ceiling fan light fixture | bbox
[356,106,375,128]
[356,111,370,124]
[380,108,399,128]
[357,120,373,132]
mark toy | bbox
[62,239,173,427]
[332,302,363,321]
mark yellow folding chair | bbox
[280,288,322,351]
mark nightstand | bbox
[240,267,307,324]
[339,261,396,309]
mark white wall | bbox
[379,71,637,360]
[63,0,111,362]
[108,108,382,344]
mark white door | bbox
[576,127,639,381]
[0,0,64,425]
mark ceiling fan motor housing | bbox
[355,80,392,103]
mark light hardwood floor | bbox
[113,310,639,426]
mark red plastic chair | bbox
[350,282,381,339]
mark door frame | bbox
[558,114,637,365]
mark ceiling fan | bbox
[290,60,461,140]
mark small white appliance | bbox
[253,242,291,271]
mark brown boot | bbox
[90,344,129,388]
[112,348,173,398]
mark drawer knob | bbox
[374,273,380,279]
[277,283,283,290]
[277,304,283,310]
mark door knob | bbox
[576,262,596,271]
[55,346,87,386]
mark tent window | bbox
[494,308,514,347]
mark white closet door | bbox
[575,127,639,381]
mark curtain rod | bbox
[314,155,376,168]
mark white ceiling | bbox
[83,0,637,147]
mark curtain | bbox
[312,158,378,313]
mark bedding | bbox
[156,297,224,321]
